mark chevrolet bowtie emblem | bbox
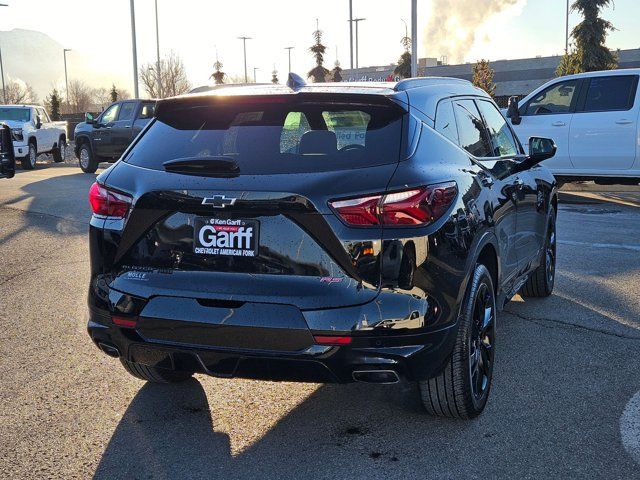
[202,195,237,208]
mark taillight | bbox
[89,182,132,218]
[314,335,353,345]
[329,182,457,227]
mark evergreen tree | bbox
[331,60,343,82]
[46,88,61,120]
[110,84,118,103]
[394,33,412,79]
[211,59,225,85]
[307,20,330,83]
[472,59,496,97]
[559,0,617,75]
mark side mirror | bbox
[35,115,42,129]
[85,112,96,125]
[0,124,16,179]
[528,137,556,164]
[506,96,521,125]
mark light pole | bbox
[411,0,418,77]
[129,0,139,98]
[63,48,71,105]
[154,0,162,98]
[238,36,251,83]
[284,46,294,73]
[565,0,570,54]
[348,0,354,69]
[353,18,366,69]
[0,3,8,104]
[253,67,259,83]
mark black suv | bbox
[87,76,558,418]
[74,99,156,173]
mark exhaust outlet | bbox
[352,370,400,384]
[97,342,120,358]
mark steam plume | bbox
[423,0,522,63]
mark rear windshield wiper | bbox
[163,156,240,177]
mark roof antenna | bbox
[287,72,306,90]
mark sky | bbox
[1,0,639,95]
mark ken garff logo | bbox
[202,195,237,209]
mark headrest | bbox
[299,130,338,155]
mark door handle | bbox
[616,119,633,125]
[551,121,566,127]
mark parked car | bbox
[0,123,16,179]
[87,75,558,418]
[74,99,156,173]
[0,105,68,170]
[506,68,640,184]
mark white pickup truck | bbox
[506,69,640,184]
[0,105,68,170]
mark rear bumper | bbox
[87,316,457,383]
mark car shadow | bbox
[93,284,640,479]
[0,168,99,242]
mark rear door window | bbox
[582,75,638,112]
[118,102,136,121]
[452,99,493,158]
[435,100,459,144]
[125,98,405,174]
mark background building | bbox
[342,48,640,106]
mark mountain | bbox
[0,28,130,102]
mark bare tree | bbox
[5,80,38,104]
[140,51,191,98]
[92,87,112,110]
[66,79,93,113]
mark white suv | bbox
[506,69,640,184]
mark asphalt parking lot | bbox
[1,157,639,479]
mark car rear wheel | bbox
[120,358,193,383]
[21,141,37,170]
[520,206,556,298]
[53,137,66,162]
[418,263,496,419]
[78,143,98,173]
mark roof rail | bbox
[394,77,473,91]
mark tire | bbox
[520,206,556,298]
[120,358,193,383]
[418,263,496,419]
[78,142,98,173]
[21,141,37,170]
[53,137,66,163]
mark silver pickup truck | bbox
[0,105,68,170]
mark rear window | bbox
[124,98,404,174]
[583,75,638,112]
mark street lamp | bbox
[284,46,294,73]
[129,0,139,98]
[411,0,418,77]
[63,48,71,106]
[154,0,162,98]
[352,18,366,69]
[0,3,8,104]
[238,36,251,83]
[348,0,353,69]
[565,0,570,54]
